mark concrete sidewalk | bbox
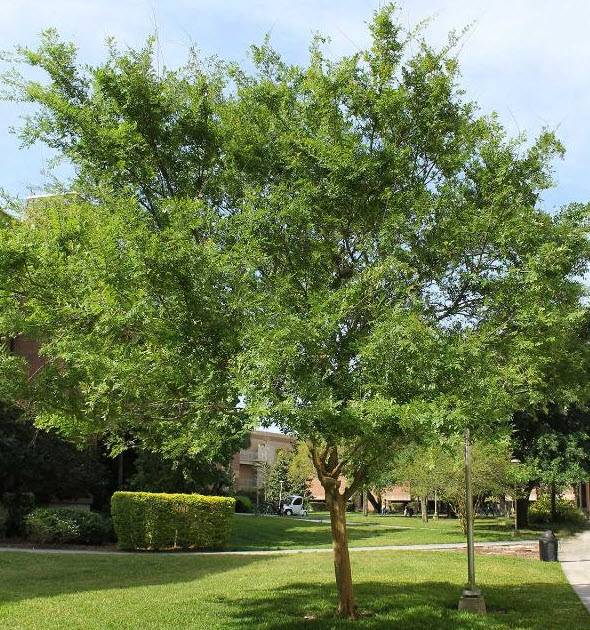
[560,529,590,613]
[0,539,536,557]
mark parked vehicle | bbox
[281,495,307,516]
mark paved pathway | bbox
[560,529,590,613]
[0,539,536,557]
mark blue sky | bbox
[1,0,589,211]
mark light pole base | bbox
[458,591,486,615]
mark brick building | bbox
[231,429,296,494]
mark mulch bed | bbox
[475,544,538,559]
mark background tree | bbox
[228,6,589,617]
[0,402,111,507]
[0,26,252,482]
[393,443,449,522]
[438,438,512,533]
[263,443,314,506]
[128,450,234,495]
[512,403,590,523]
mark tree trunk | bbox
[459,511,468,535]
[326,488,357,619]
[516,483,534,528]
[434,489,438,520]
[421,495,428,522]
[550,483,557,522]
[366,490,381,513]
[516,497,529,528]
[117,452,124,489]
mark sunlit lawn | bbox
[229,514,558,550]
[1,549,587,629]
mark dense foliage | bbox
[513,404,590,492]
[111,491,235,550]
[128,449,233,495]
[0,503,8,537]
[1,492,35,537]
[529,493,586,526]
[0,403,111,506]
[25,507,112,544]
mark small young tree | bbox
[288,442,316,499]
[263,443,315,506]
[436,438,512,533]
[262,449,291,506]
[394,444,449,522]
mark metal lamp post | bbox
[458,428,486,614]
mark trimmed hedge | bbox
[111,491,235,551]
[25,507,112,544]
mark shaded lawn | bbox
[229,515,549,550]
[0,549,587,629]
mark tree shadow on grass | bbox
[229,516,412,550]
[2,550,589,629]
[218,579,590,630]
[229,515,547,551]
[0,550,266,606]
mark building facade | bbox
[231,430,296,494]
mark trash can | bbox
[539,530,559,561]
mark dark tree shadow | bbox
[217,580,590,629]
[2,551,589,629]
[0,550,265,606]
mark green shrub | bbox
[530,493,587,526]
[25,507,112,544]
[111,491,235,551]
[235,495,253,513]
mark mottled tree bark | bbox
[310,443,360,619]
[326,486,357,618]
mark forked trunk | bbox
[326,488,357,619]
[366,490,381,513]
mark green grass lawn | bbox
[229,514,556,550]
[0,548,587,629]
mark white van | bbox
[281,495,307,516]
